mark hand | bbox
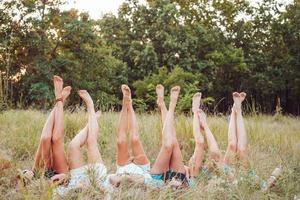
[184,165,190,179]
[23,169,34,180]
[51,173,67,185]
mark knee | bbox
[117,137,127,147]
[68,141,80,153]
[51,133,62,144]
[237,148,247,159]
[195,140,204,148]
[209,150,221,161]
[228,141,237,153]
[41,134,51,144]
[162,141,173,154]
[131,135,140,144]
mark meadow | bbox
[0,110,299,199]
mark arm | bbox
[50,173,69,186]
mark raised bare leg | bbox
[126,85,149,165]
[223,92,239,164]
[156,84,167,124]
[33,108,56,170]
[235,92,248,167]
[115,85,131,166]
[68,111,101,169]
[198,109,222,162]
[151,86,180,174]
[32,85,70,170]
[51,76,70,173]
[168,87,186,174]
[78,90,103,164]
[188,93,205,176]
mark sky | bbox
[61,0,146,19]
[61,0,293,19]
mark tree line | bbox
[0,0,299,114]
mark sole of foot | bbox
[192,92,202,112]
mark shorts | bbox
[44,168,58,179]
[116,162,164,188]
[116,162,150,175]
[150,170,188,186]
[167,170,188,183]
[54,163,107,196]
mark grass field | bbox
[0,110,299,199]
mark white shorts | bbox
[116,162,164,188]
[55,163,107,196]
[116,162,150,175]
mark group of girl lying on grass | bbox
[19,76,282,197]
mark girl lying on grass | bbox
[155,84,282,191]
[19,75,71,184]
[91,84,282,192]
[107,85,191,189]
[19,76,110,196]
[18,78,282,195]
[54,90,109,196]
[181,89,282,191]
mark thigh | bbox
[86,142,103,164]
[68,147,85,170]
[117,141,131,166]
[150,146,172,174]
[132,139,149,165]
[52,141,69,173]
[169,140,185,173]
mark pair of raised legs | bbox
[155,86,204,178]
[191,92,248,175]
[116,85,149,167]
[223,92,248,166]
[31,76,70,176]
[67,90,103,170]
[151,86,186,180]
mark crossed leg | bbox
[68,111,101,169]
[68,90,103,170]
[80,90,103,164]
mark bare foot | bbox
[62,86,72,102]
[239,92,246,102]
[198,109,207,129]
[78,90,93,108]
[170,86,180,103]
[156,84,165,107]
[232,92,241,111]
[53,75,63,99]
[169,86,180,111]
[232,92,240,104]
[192,92,202,112]
[121,84,131,100]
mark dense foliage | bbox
[0,0,299,114]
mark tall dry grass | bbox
[0,110,299,199]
